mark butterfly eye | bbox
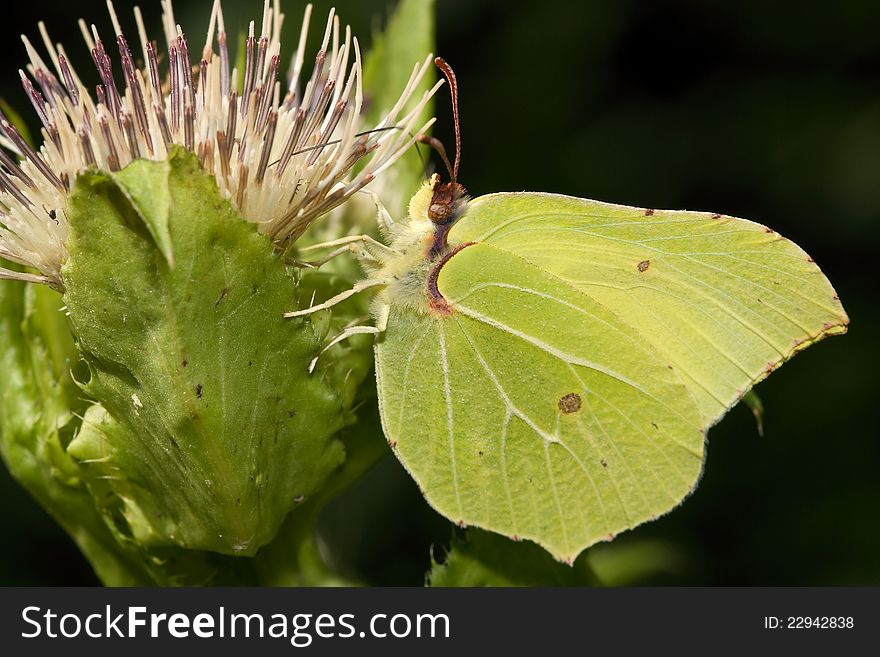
[427,182,461,223]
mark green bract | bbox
[0,0,436,586]
[62,149,345,555]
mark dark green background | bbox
[1,0,876,585]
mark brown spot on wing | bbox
[637,259,650,272]
[558,392,582,414]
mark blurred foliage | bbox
[0,276,154,585]
[428,529,600,587]
[0,0,877,585]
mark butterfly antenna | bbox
[416,134,454,180]
[434,57,461,184]
[265,126,402,168]
[267,125,433,180]
[412,139,432,181]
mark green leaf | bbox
[253,376,389,586]
[62,148,346,556]
[3,271,269,585]
[109,159,174,266]
[428,529,599,586]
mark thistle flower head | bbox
[0,0,439,288]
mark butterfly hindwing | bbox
[376,240,705,562]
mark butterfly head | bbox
[419,57,466,227]
[428,179,466,225]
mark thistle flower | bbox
[0,0,439,288]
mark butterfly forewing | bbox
[449,193,848,426]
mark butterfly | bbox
[287,59,848,563]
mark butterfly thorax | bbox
[374,175,471,316]
[427,178,468,260]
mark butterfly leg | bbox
[287,243,359,269]
[292,234,399,269]
[287,235,369,268]
[348,235,401,264]
[307,324,382,373]
[374,300,390,333]
[307,300,391,372]
[362,189,399,237]
[284,278,388,318]
[298,234,374,252]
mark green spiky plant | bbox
[0,0,439,586]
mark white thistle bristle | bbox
[0,0,440,288]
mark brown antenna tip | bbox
[434,57,461,183]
